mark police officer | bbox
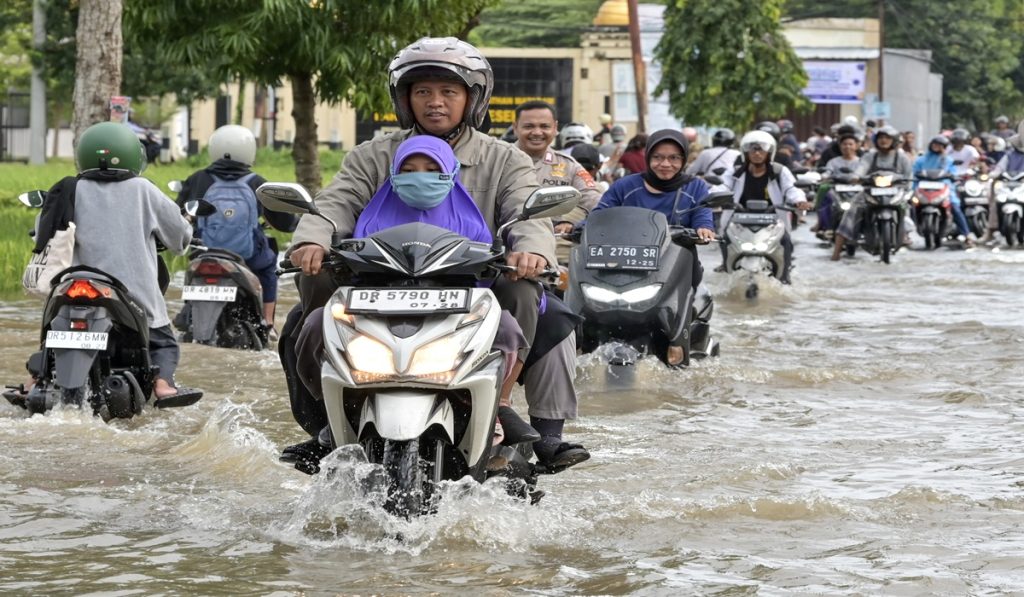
[512,100,602,243]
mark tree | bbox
[655,0,811,131]
[127,0,492,194]
[469,0,605,47]
[71,0,122,146]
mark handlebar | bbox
[491,263,561,280]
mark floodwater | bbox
[2,224,1024,595]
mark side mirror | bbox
[703,174,723,186]
[711,167,727,176]
[791,166,809,175]
[256,182,317,214]
[184,198,216,218]
[839,167,853,174]
[18,190,46,208]
[953,159,964,166]
[167,180,183,193]
[702,191,735,210]
[522,186,580,220]
[256,182,340,243]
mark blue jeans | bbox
[950,200,970,237]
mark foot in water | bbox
[280,436,333,475]
[152,379,203,408]
[497,406,541,445]
[533,437,590,474]
[667,345,685,367]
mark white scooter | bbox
[256,182,579,516]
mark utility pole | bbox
[29,0,46,164]
[878,0,885,102]
[627,0,647,133]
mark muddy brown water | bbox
[2,225,1023,595]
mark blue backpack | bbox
[199,173,259,259]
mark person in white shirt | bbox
[946,128,981,176]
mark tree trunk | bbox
[234,77,246,125]
[289,72,320,195]
[71,0,122,148]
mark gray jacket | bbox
[72,177,192,328]
[292,128,556,266]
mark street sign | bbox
[864,101,891,119]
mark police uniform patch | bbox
[550,163,567,178]
[577,169,596,188]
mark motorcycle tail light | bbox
[194,260,228,276]
[70,320,88,330]
[66,279,101,300]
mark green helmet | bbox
[76,121,147,175]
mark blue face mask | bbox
[390,171,456,210]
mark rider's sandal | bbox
[535,441,591,475]
[153,387,204,409]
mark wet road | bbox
[2,223,1023,595]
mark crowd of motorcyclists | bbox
[12,35,1023,513]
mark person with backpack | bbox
[176,125,298,332]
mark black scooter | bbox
[3,192,207,419]
[565,194,731,368]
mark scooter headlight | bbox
[347,335,397,375]
[839,201,852,211]
[873,174,893,188]
[329,292,490,385]
[582,283,662,306]
[964,179,984,196]
[582,284,621,304]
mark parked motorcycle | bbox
[564,195,731,368]
[723,199,792,299]
[3,192,204,419]
[256,182,580,517]
[911,169,954,250]
[993,171,1024,246]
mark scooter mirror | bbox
[522,186,580,220]
[711,167,727,176]
[256,182,316,214]
[839,167,853,174]
[18,190,46,208]
[167,180,183,193]
[184,198,217,218]
[703,175,723,186]
[702,192,735,209]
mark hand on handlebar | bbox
[696,227,717,243]
[504,251,548,281]
[290,243,326,276]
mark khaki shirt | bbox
[529,148,602,225]
[292,128,556,266]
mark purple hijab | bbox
[354,135,491,243]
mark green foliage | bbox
[783,0,1024,130]
[655,0,811,130]
[126,0,492,115]
[0,149,344,294]
[469,0,605,47]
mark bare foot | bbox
[667,345,684,366]
[154,378,177,399]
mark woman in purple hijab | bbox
[354,135,491,243]
[350,135,526,445]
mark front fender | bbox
[360,391,454,443]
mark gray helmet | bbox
[950,128,970,143]
[610,124,626,142]
[1010,134,1024,152]
[209,125,256,167]
[996,115,1010,125]
[388,37,493,130]
[928,135,950,151]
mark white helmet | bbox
[560,123,594,148]
[990,136,1007,152]
[1010,134,1024,152]
[739,130,777,162]
[209,125,256,167]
